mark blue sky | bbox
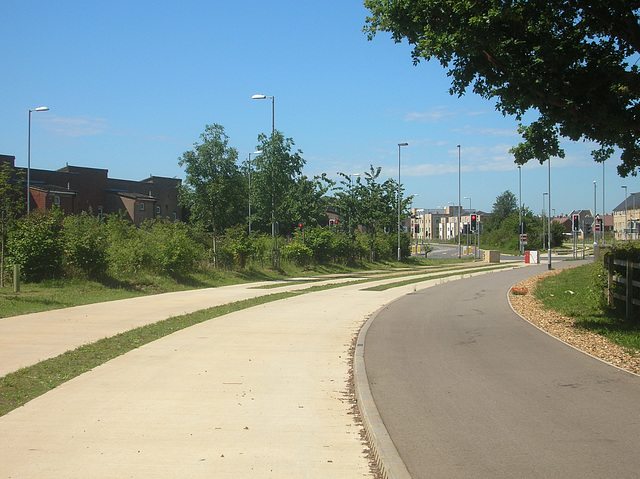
[2,0,637,216]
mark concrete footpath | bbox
[0,265,527,478]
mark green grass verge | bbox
[363,264,516,291]
[534,263,640,353]
[0,262,482,416]
[0,291,300,417]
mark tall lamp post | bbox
[397,142,408,261]
[464,196,472,257]
[602,161,606,246]
[518,165,523,254]
[593,180,597,249]
[457,145,461,258]
[542,192,548,250]
[622,185,628,241]
[247,150,262,234]
[252,93,277,265]
[27,106,49,212]
[251,94,274,135]
[547,158,552,270]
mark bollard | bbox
[13,264,19,293]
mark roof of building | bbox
[613,192,640,212]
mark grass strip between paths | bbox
[362,264,517,291]
[0,263,513,417]
[0,291,301,417]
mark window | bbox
[156,205,161,215]
[140,202,145,211]
[54,195,60,206]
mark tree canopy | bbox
[178,124,245,245]
[364,0,640,177]
[489,190,518,228]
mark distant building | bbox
[409,206,486,242]
[1,155,182,225]
[613,192,640,240]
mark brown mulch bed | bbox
[509,270,640,375]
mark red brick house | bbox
[1,155,182,225]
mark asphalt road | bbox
[364,264,640,478]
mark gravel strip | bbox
[509,270,640,376]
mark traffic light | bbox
[572,214,580,232]
[414,223,419,234]
[329,219,334,226]
[470,214,477,232]
[297,222,303,229]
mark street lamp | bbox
[547,157,552,270]
[247,150,262,234]
[602,161,606,246]
[398,142,408,261]
[518,165,523,254]
[252,93,277,265]
[457,145,461,258]
[622,185,628,241]
[464,196,472,257]
[593,180,597,249]
[543,192,548,250]
[27,106,49,212]
[251,94,275,135]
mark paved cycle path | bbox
[0,264,526,478]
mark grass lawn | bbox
[534,263,640,353]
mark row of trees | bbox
[0,124,417,283]
[178,124,415,265]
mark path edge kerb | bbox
[354,301,413,479]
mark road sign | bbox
[520,234,527,245]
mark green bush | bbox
[219,225,252,269]
[62,212,108,278]
[104,215,148,275]
[330,231,352,263]
[282,241,313,266]
[8,209,64,282]
[304,227,334,263]
[142,219,203,275]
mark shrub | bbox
[305,227,334,263]
[282,241,313,266]
[219,225,252,269]
[104,215,148,275]
[62,212,108,278]
[8,209,64,282]
[142,219,203,275]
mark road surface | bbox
[364,264,640,478]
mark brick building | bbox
[1,155,182,225]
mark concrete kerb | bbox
[355,303,412,479]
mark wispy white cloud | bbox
[41,115,109,137]
[404,106,457,123]
[404,144,518,177]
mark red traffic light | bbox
[298,222,303,228]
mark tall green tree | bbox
[0,163,24,287]
[178,124,244,263]
[488,190,518,230]
[252,130,306,235]
[282,174,333,233]
[364,1,640,176]
[352,166,400,260]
